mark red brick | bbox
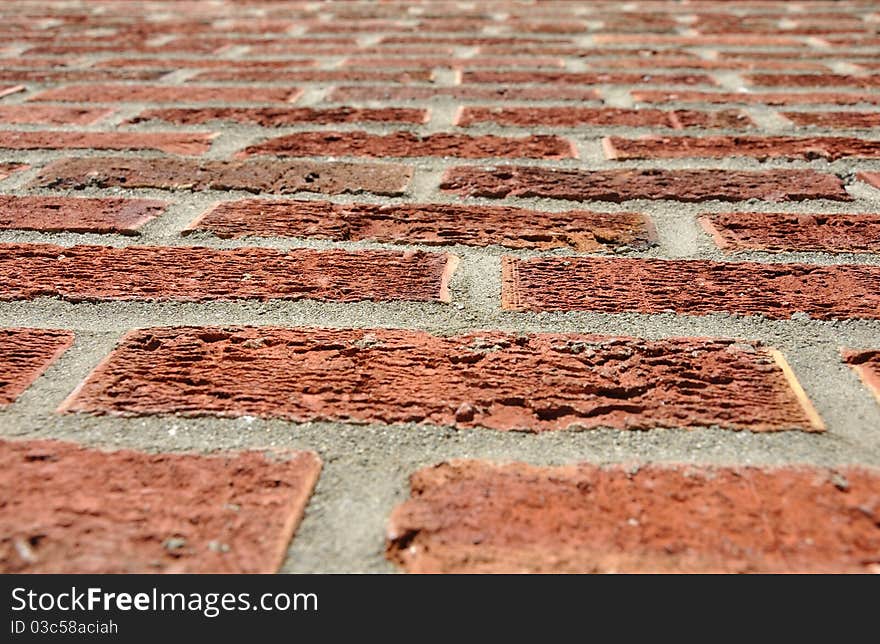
[380,36,574,46]
[593,34,807,46]
[843,350,880,406]
[747,73,880,88]
[94,57,317,70]
[457,106,752,129]
[699,212,880,254]
[461,70,716,86]
[502,256,880,320]
[130,106,428,126]
[341,56,565,69]
[0,131,216,155]
[387,460,880,573]
[327,85,601,102]
[60,327,820,432]
[0,195,166,235]
[0,69,165,82]
[0,85,24,99]
[440,166,849,203]
[0,244,454,304]
[573,56,829,72]
[29,84,302,104]
[0,439,320,573]
[240,131,577,160]
[783,111,880,129]
[858,171,880,190]
[632,89,880,106]
[29,157,412,196]
[189,199,655,252]
[0,105,112,125]
[0,329,73,406]
[192,69,434,83]
[0,162,28,180]
[603,135,880,161]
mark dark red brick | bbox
[502,256,880,320]
[0,439,321,573]
[0,195,166,235]
[30,84,303,104]
[327,85,601,102]
[0,131,216,155]
[700,212,880,254]
[457,106,752,129]
[440,166,849,203]
[61,327,820,432]
[387,460,880,573]
[0,105,112,125]
[130,106,428,126]
[0,329,73,406]
[189,199,655,252]
[784,111,880,129]
[633,89,880,106]
[843,350,880,406]
[192,69,434,83]
[0,244,454,304]
[461,70,716,86]
[29,157,413,196]
[747,73,880,88]
[603,135,880,161]
[240,131,577,160]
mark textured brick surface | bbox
[441,166,849,203]
[61,327,820,432]
[604,135,880,161]
[0,329,73,406]
[0,162,28,180]
[30,157,413,196]
[783,111,880,129]
[503,256,880,320]
[131,107,428,126]
[700,213,880,254]
[0,439,321,573]
[0,130,216,155]
[387,460,880,573]
[843,350,880,406]
[859,171,880,190]
[0,244,455,303]
[457,107,752,129]
[240,131,576,160]
[633,89,880,106]
[0,195,165,235]
[328,86,602,102]
[462,70,715,86]
[189,199,656,251]
[0,105,113,125]
[30,84,303,104]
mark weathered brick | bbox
[603,135,880,161]
[843,350,880,406]
[0,105,112,125]
[0,439,321,573]
[0,194,166,235]
[783,111,880,129]
[0,329,73,406]
[502,256,880,320]
[387,460,880,573]
[240,131,577,160]
[0,162,28,180]
[633,89,880,106]
[461,70,716,86]
[30,84,302,104]
[858,171,880,190]
[593,34,807,46]
[0,131,216,155]
[94,57,318,70]
[0,244,454,303]
[341,56,565,69]
[457,106,752,129]
[29,157,413,196]
[60,327,820,432]
[700,212,880,254]
[192,69,434,83]
[130,106,428,126]
[747,73,880,88]
[0,69,165,82]
[189,199,655,251]
[440,166,849,203]
[327,85,601,102]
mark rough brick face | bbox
[461,70,716,86]
[632,89,880,106]
[843,350,880,406]
[30,84,303,104]
[131,106,428,126]
[0,130,216,155]
[0,105,113,125]
[61,327,820,432]
[0,195,166,235]
[387,460,880,573]
[440,166,849,203]
[700,213,880,254]
[29,157,413,196]
[502,256,880,320]
[0,439,321,573]
[327,86,601,102]
[604,135,880,161]
[783,111,880,129]
[0,329,73,406]
[0,244,455,303]
[457,107,753,129]
[189,199,656,252]
[240,131,576,160]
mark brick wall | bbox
[0,0,879,574]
